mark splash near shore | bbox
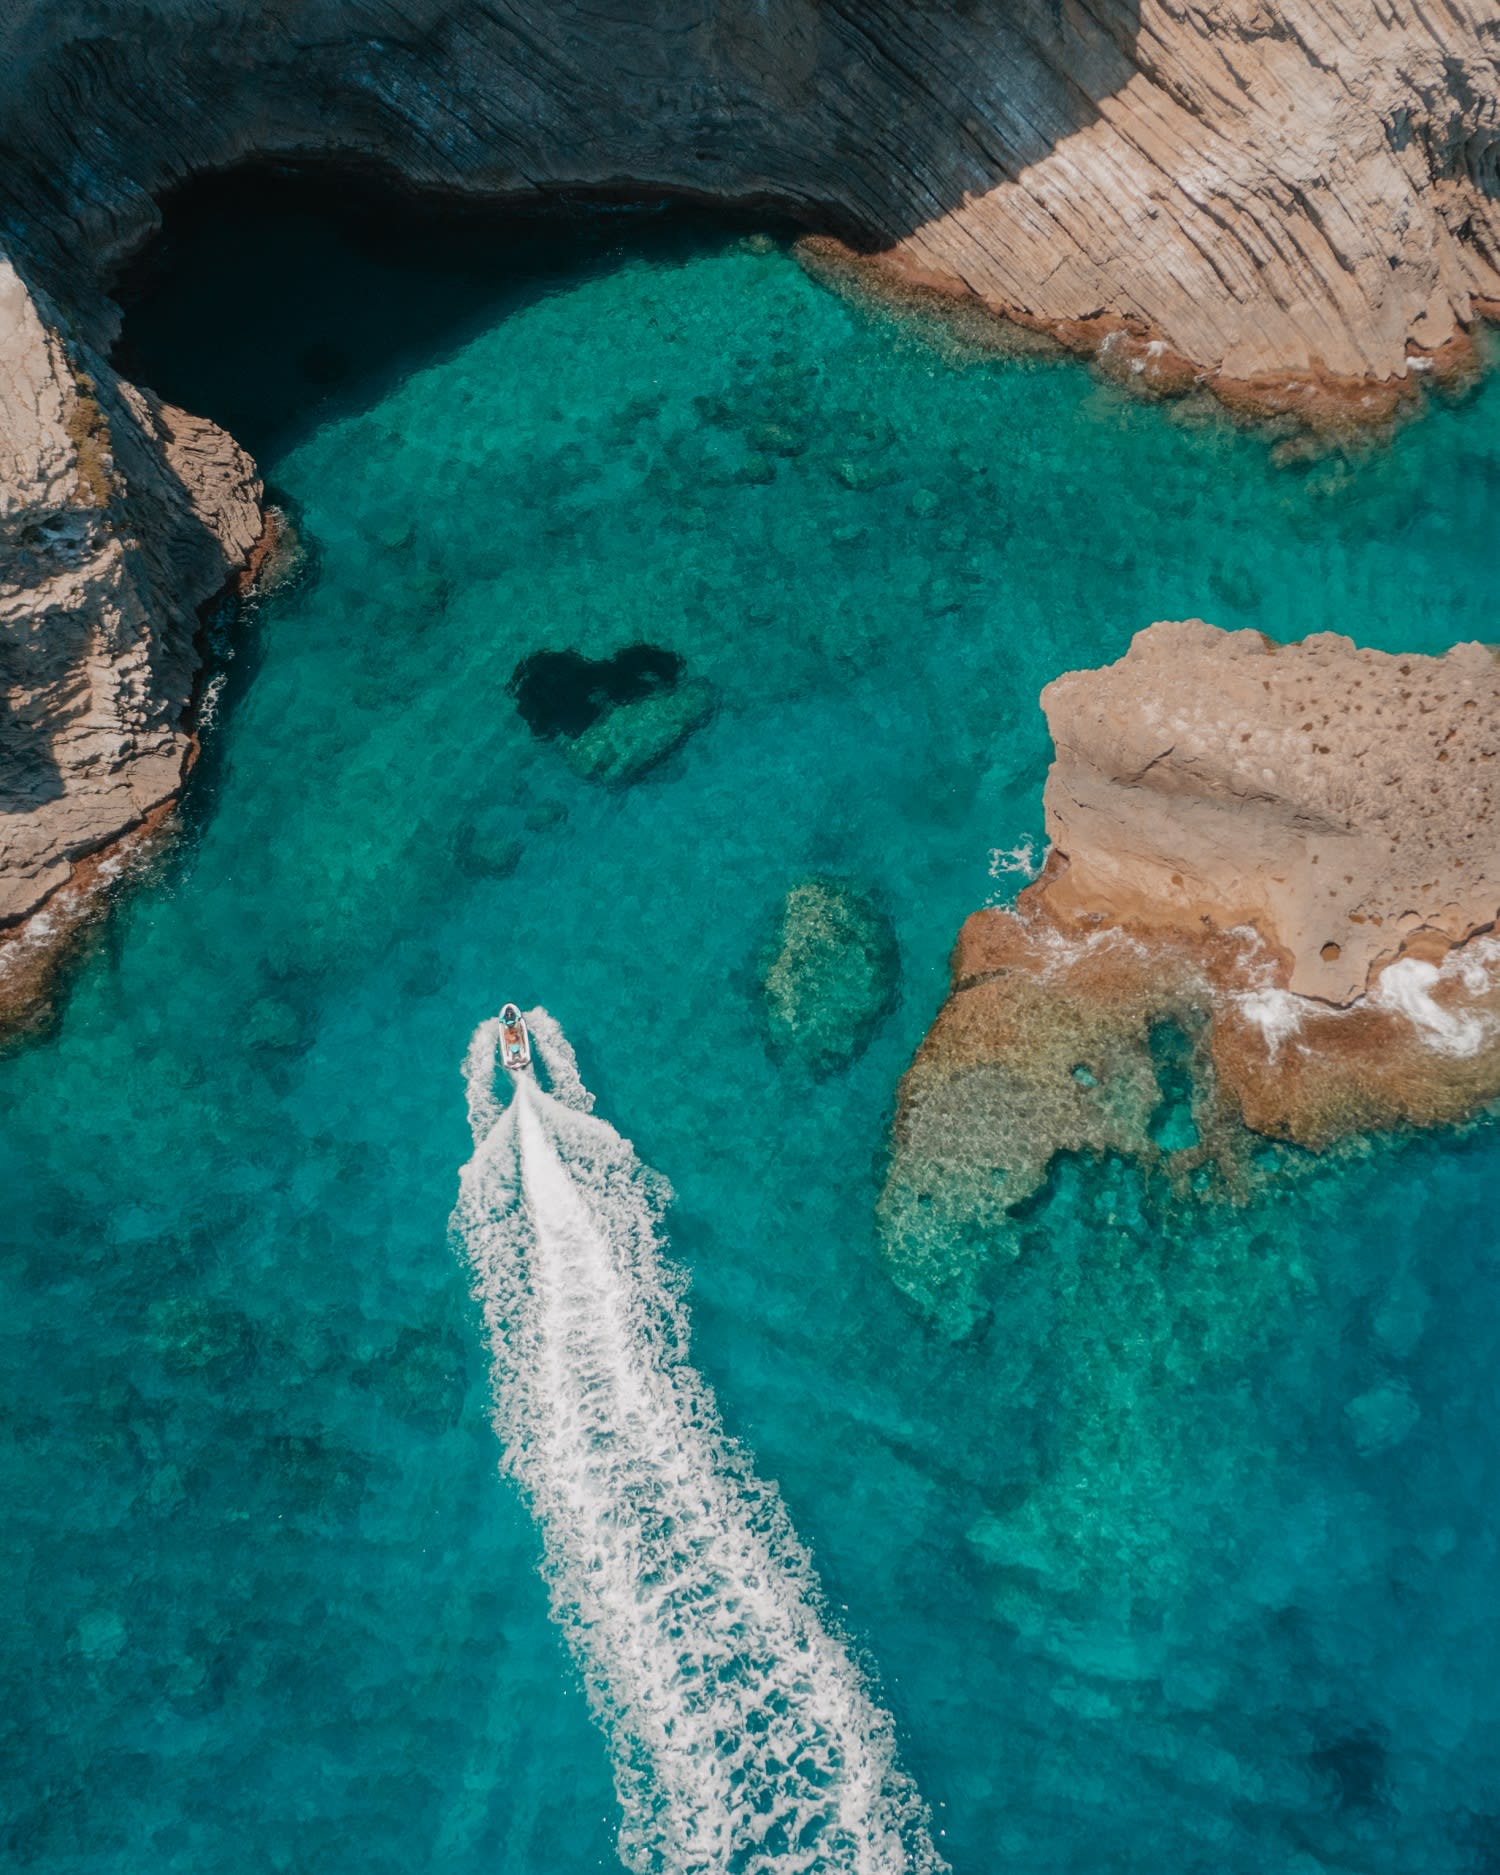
[452,1010,943,1875]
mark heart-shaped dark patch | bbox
[508,644,685,741]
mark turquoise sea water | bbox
[6,182,1500,1872]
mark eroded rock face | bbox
[0,252,263,932]
[1041,620,1500,1002]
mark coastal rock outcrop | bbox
[884,622,1500,1312]
[1,0,1497,401]
[1040,620,1500,1003]
[1,0,1499,984]
[0,252,263,936]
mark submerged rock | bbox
[1345,1381,1421,1455]
[561,675,715,785]
[510,643,714,785]
[146,1297,257,1378]
[456,823,524,880]
[759,877,898,1076]
[352,1322,470,1432]
[509,643,683,741]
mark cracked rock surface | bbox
[1040,620,1500,1001]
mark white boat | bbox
[499,1003,532,1073]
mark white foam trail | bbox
[524,1006,595,1112]
[452,1011,944,1875]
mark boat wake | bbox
[452,1008,944,1875]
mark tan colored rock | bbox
[1,0,1498,992]
[0,253,263,930]
[1040,620,1500,1002]
[882,892,1500,1314]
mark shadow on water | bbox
[114,165,797,464]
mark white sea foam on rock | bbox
[452,1009,943,1875]
[1233,988,1309,1058]
[1371,955,1493,1058]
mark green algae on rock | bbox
[883,620,1500,1326]
[759,877,898,1076]
[560,674,715,785]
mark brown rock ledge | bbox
[801,239,1490,436]
[0,255,265,931]
[883,622,1500,1306]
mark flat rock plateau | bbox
[1,0,1499,1001]
[1041,619,1500,1004]
[884,622,1500,1313]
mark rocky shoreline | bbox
[7,0,1496,385]
[800,237,1493,437]
[0,253,265,977]
[883,623,1500,1311]
[3,0,1500,1031]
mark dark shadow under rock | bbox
[509,643,714,784]
[510,644,683,740]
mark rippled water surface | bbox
[6,181,1500,1872]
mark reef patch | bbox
[883,620,1500,1312]
[759,876,899,1077]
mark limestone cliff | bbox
[0,251,262,932]
[0,0,1496,396]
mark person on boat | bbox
[500,1004,529,1069]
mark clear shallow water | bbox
[5,184,1500,1872]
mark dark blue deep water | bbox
[5,183,1500,1873]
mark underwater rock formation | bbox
[560,679,716,787]
[759,877,899,1076]
[884,622,1500,1307]
[0,251,263,937]
[509,645,714,785]
[509,645,685,742]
